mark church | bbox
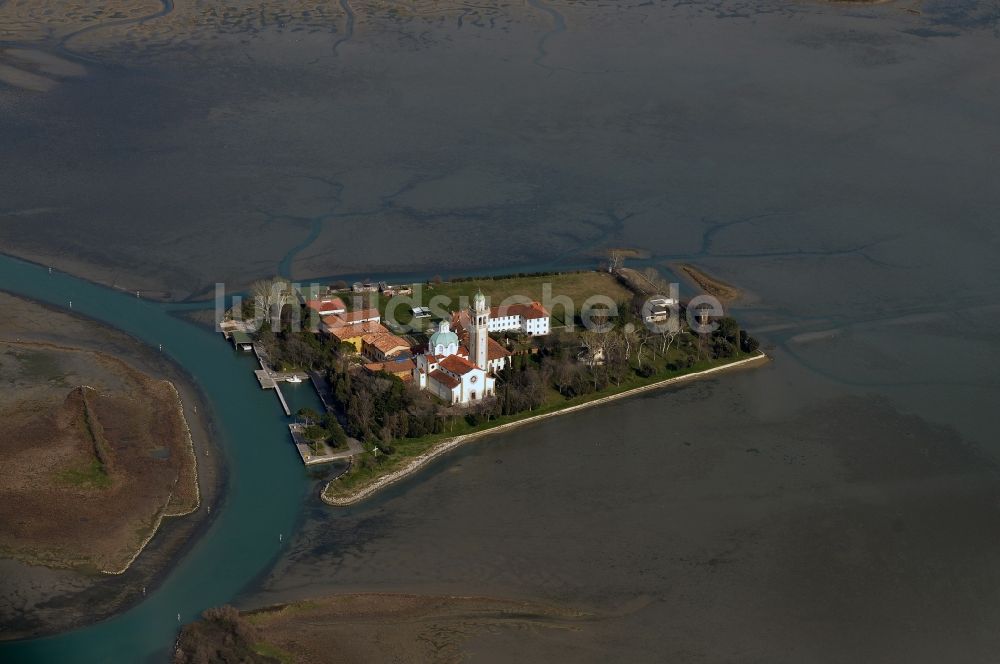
[412,291,510,406]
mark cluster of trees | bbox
[257,327,343,372]
[235,277,295,326]
[296,408,347,452]
[174,605,273,664]
[256,294,759,457]
[327,359,451,450]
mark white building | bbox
[485,301,550,336]
[413,291,508,406]
[643,297,678,324]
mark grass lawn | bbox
[324,348,761,501]
[58,459,112,489]
[345,271,633,329]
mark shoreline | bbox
[0,291,223,641]
[672,263,742,303]
[322,350,769,507]
[0,340,204,576]
[101,382,202,576]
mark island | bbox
[0,292,213,640]
[222,263,766,506]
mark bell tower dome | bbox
[469,290,489,371]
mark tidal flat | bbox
[0,1,996,302]
[248,362,1000,662]
[0,292,221,640]
[0,0,999,661]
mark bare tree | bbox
[579,329,608,368]
[636,327,653,367]
[553,357,577,397]
[250,277,293,328]
[605,332,629,386]
[621,325,639,361]
[607,248,624,273]
[659,325,682,359]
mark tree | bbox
[621,325,637,361]
[552,357,577,397]
[303,424,326,441]
[579,329,608,369]
[326,421,347,448]
[250,277,293,329]
[297,407,321,423]
[605,331,629,386]
[716,317,740,347]
[607,248,624,273]
[636,328,653,368]
[740,330,760,353]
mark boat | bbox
[286,375,303,384]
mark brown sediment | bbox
[0,340,199,573]
[322,351,769,506]
[0,291,220,640]
[175,593,600,664]
[674,263,742,303]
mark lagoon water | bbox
[2,0,1000,661]
[0,255,323,662]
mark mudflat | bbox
[0,340,197,573]
[176,593,599,664]
[0,291,218,640]
[2,0,997,303]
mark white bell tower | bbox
[470,289,489,371]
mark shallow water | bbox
[1,0,999,661]
[0,255,322,662]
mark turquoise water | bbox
[0,255,319,663]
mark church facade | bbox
[412,291,509,406]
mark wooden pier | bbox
[251,343,296,416]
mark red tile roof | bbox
[306,297,346,313]
[364,358,416,375]
[324,319,385,340]
[449,317,511,363]
[487,337,511,360]
[438,354,478,376]
[429,369,461,389]
[362,332,411,355]
[330,308,381,325]
[492,301,549,320]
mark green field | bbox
[347,271,634,330]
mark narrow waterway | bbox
[0,254,320,663]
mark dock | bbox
[288,423,363,466]
[251,343,301,416]
[308,370,334,412]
